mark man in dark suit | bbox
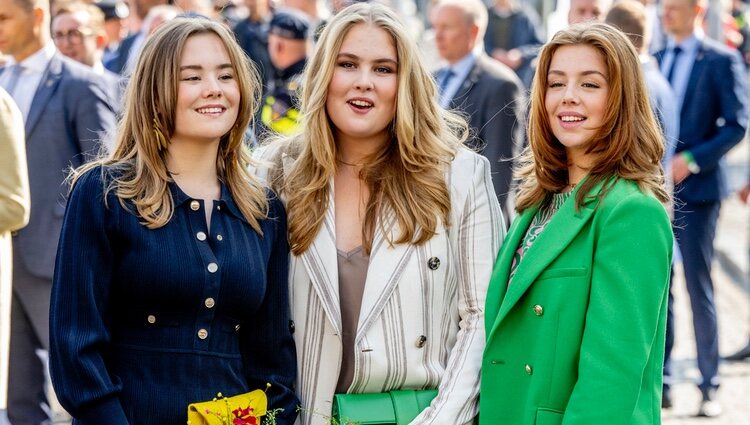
[656,0,749,417]
[0,0,116,423]
[431,0,525,224]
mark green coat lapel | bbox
[487,179,610,342]
[484,205,537,337]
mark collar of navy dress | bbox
[168,179,250,225]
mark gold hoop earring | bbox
[153,118,168,151]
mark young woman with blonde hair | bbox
[480,22,673,423]
[49,17,298,425]
[254,3,504,424]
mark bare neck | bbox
[336,134,389,166]
[166,140,221,200]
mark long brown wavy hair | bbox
[71,17,269,232]
[515,22,669,212]
[269,2,468,255]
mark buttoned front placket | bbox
[186,198,226,350]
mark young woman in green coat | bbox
[480,22,673,424]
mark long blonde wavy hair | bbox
[515,22,669,212]
[72,17,269,232]
[271,2,468,255]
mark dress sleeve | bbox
[413,153,505,425]
[562,193,673,424]
[240,195,299,424]
[49,168,129,424]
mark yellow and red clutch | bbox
[187,388,268,425]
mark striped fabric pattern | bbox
[253,146,504,425]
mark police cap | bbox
[269,10,310,40]
[95,0,129,20]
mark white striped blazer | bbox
[253,145,504,425]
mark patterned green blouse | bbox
[508,191,572,284]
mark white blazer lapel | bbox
[291,170,342,335]
[355,208,416,340]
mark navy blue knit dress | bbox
[49,167,298,425]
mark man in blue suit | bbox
[656,0,749,417]
[0,0,116,423]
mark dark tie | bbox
[438,68,455,95]
[2,64,23,96]
[666,46,682,86]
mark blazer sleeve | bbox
[0,90,29,233]
[690,49,749,171]
[49,169,129,425]
[239,196,300,424]
[562,192,672,424]
[413,153,505,425]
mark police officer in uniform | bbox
[260,9,309,136]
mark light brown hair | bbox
[72,17,268,232]
[515,22,668,212]
[268,2,468,255]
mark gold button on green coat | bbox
[533,305,543,316]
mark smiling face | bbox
[325,22,398,150]
[545,44,609,167]
[171,32,240,148]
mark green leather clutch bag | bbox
[332,389,438,425]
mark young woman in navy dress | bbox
[49,17,298,425]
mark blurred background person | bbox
[233,0,273,89]
[104,0,170,74]
[657,0,749,416]
[52,1,122,107]
[0,89,29,425]
[93,0,130,64]
[605,0,679,205]
[280,0,327,39]
[173,0,213,17]
[431,0,524,226]
[568,0,611,24]
[259,9,309,137]
[484,0,544,88]
[0,0,117,422]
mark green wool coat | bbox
[480,178,673,425]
